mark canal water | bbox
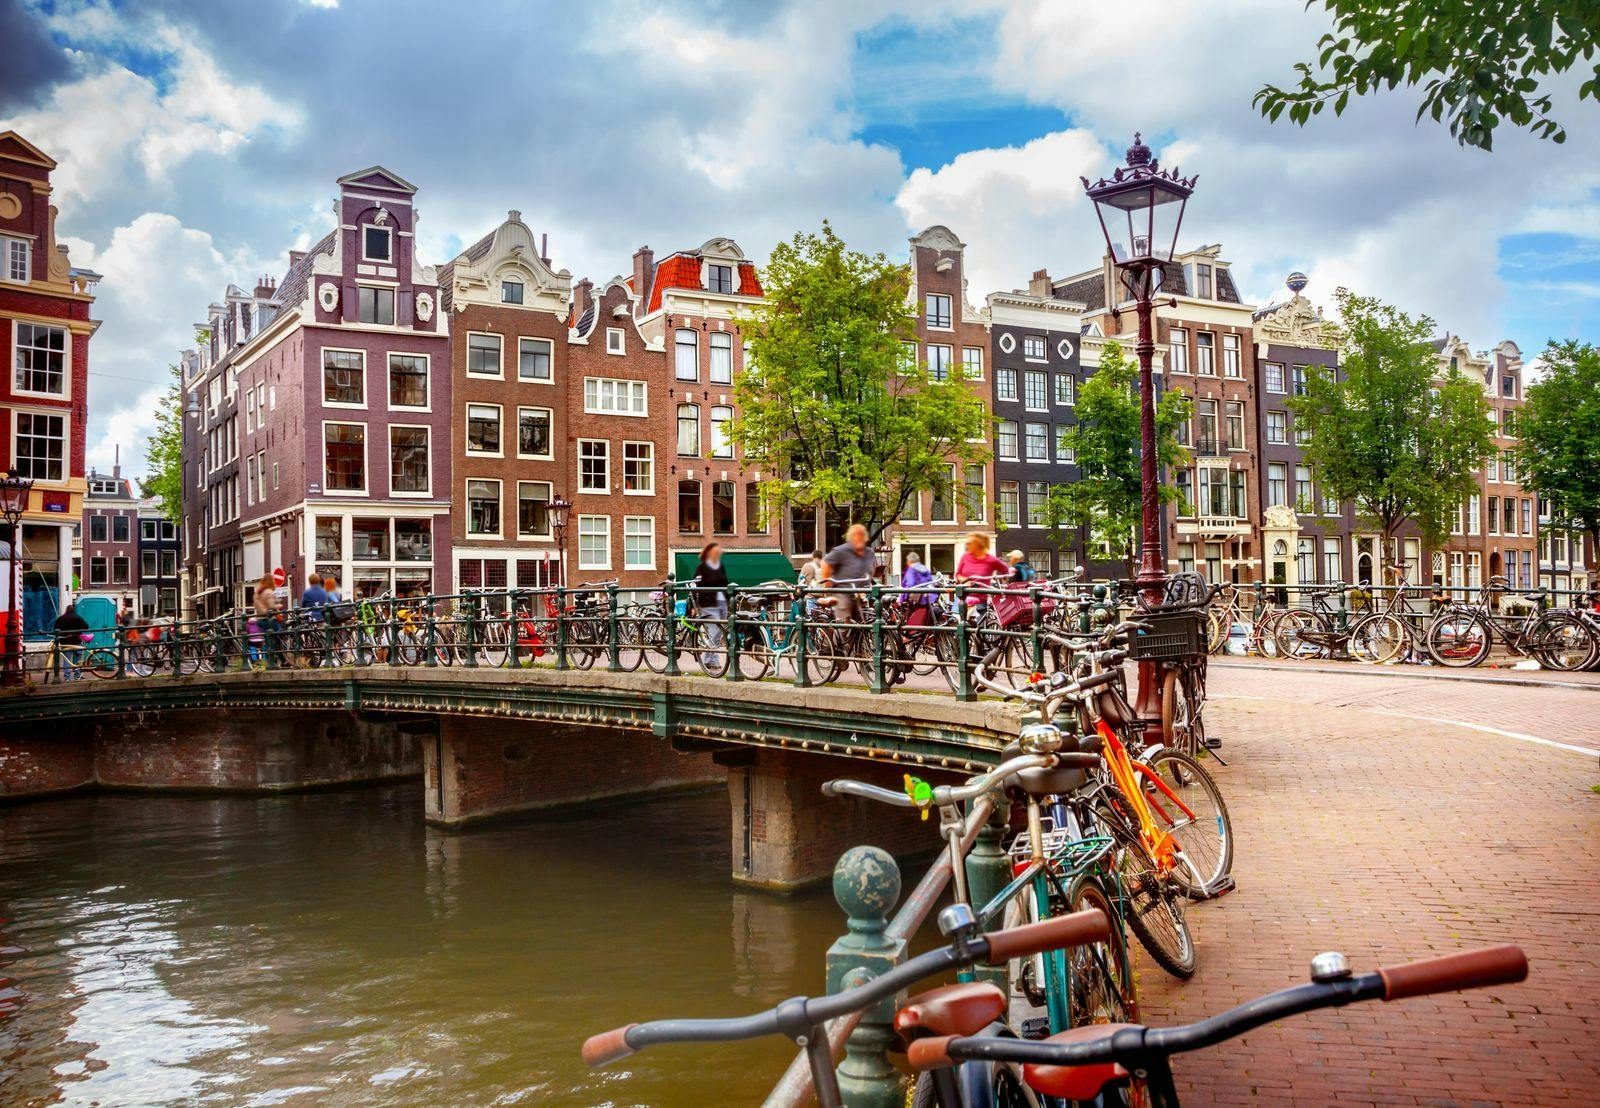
[0,782,868,1107]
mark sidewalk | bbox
[1211,653,1600,691]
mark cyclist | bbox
[1006,548,1036,583]
[821,523,875,621]
[52,602,89,681]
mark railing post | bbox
[725,584,742,682]
[213,618,226,672]
[1030,585,1044,673]
[507,590,523,669]
[554,586,569,671]
[464,597,479,668]
[825,846,907,1108]
[868,584,886,694]
[115,627,127,679]
[954,585,974,702]
[792,586,811,688]
[664,580,681,678]
[387,600,401,666]
[424,599,438,667]
[606,583,621,672]
[964,803,1011,989]
[322,612,335,668]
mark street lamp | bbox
[548,493,573,588]
[1083,132,1196,730]
[1,471,35,685]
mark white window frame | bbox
[1025,421,1049,463]
[1023,335,1047,362]
[675,328,699,381]
[388,423,432,498]
[12,408,67,482]
[1054,373,1073,406]
[578,514,611,570]
[1195,332,1216,375]
[465,402,504,458]
[321,420,369,496]
[1222,333,1242,378]
[361,224,392,263]
[1023,370,1048,413]
[516,406,555,460]
[623,440,655,494]
[466,478,503,538]
[356,284,396,326]
[928,344,953,382]
[623,515,655,570]
[387,351,431,411]
[1168,328,1189,374]
[321,347,367,410]
[709,331,733,384]
[583,377,648,417]
[1264,362,1285,393]
[578,438,610,494]
[517,336,553,383]
[925,293,952,330]
[606,327,626,355]
[996,368,1018,402]
[466,331,505,379]
[997,420,1019,461]
[12,320,70,400]
[517,480,554,539]
[1,235,31,284]
[710,405,733,458]
[962,346,983,380]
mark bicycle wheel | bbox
[733,617,773,680]
[1349,612,1407,664]
[127,644,156,678]
[1272,608,1326,659]
[1531,613,1597,672]
[1158,666,1202,758]
[802,621,845,685]
[1249,608,1284,657]
[1099,801,1196,979]
[1139,750,1232,898]
[1205,607,1229,654]
[1066,874,1140,1027]
[1425,609,1490,667]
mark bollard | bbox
[963,803,1011,989]
[825,846,907,1108]
[425,602,438,667]
[792,588,812,688]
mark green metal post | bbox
[115,625,126,679]
[792,586,811,688]
[825,846,907,1108]
[508,590,523,669]
[425,600,438,667]
[664,580,681,678]
[964,803,1011,989]
[464,597,478,668]
[213,618,225,672]
[725,584,742,682]
[1030,586,1044,673]
[553,586,569,670]
[606,583,621,672]
[868,584,886,694]
[954,584,973,702]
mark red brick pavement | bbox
[1133,689,1600,1105]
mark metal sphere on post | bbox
[826,845,906,1107]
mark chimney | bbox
[113,443,121,479]
[540,232,549,266]
[255,274,276,299]
[632,246,654,300]
[571,278,593,330]
[1028,268,1052,297]
[288,250,307,270]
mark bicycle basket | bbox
[993,588,1057,629]
[1127,609,1206,661]
[1006,816,1115,878]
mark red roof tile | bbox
[645,252,763,313]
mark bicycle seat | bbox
[999,740,1100,797]
[1022,1023,1137,1099]
[894,983,1006,1039]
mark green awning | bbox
[672,550,797,587]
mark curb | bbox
[1209,657,1600,693]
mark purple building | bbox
[183,167,451,611]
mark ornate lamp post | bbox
[1082,133,1196,724]
[548,494,573,588]
[1,471,35,684]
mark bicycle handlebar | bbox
[822,752,1055,810]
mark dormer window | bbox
[706,264,735,295]
[606,327,625,355]
[2,236,29,284]
[501,278,524,304]
[363,225,392,262]
[357,285,395,325]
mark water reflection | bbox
[0,784,848,1106]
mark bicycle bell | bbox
[1019,721,1064,754]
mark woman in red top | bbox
[955,531,1010,605]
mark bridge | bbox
[0,666,1020,889]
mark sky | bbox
[3,0,1597,481]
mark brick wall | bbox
[0,733,94,798]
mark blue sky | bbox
[3,0,1596,477]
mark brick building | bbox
[78,467,138,611]
[137,500,180,617]
[439,211,572,593]
[0,131,100,636]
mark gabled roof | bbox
[336,166,417,195]
[1057,274,1104,312]
[276,231,336,309]
[436,227,497,312]
[643,249,763,313]
[0,130,56,169]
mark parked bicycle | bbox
[1425,575,1595,669]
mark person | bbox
[901,551,933,591]
[1007,549,1036,583]
[52,602,89,682]
[249,575,279,667]
[300,573,329,622]
[822,523,876,621]
[691,541,730,652]
[323,574,350,624]
[798,549,827,588]
[955,532,1010,607]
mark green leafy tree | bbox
[1514,339,1600,562]
[1255,1,1600,150]
[139,363,185,525]
[1041,340,1191,574]
[731,222,990,543]
[1289,289,1494,549]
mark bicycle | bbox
[1426,576,1596,670]
[1273,582,1407,664]
[583,907,1112,1108]
[907,944,1528,1107]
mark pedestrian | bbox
[1006,549,1036,583]
[798,549,826,586]
[323,574,351,624]
[692,541,730,652]
[821,523,876,622]
[249,574,279,667]
[52,602,89,682]
[300,572,329,622]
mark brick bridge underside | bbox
[0,670,1019,889]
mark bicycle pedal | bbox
[1193,875,1237,901]
[1019,1016,1051,1040]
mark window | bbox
[1023,335,1046,360]
[2,236,30,283]
[710,405,733,458]
[710,331,733,384]
[1264,362,1285,393]
[362,225,391,261]
[577,516,610,569]
[390,426,430,494]
[1225,401,1245,450]
[713,481,736,534]
[606,327,625,354]
[1293,413,1311,445]
[1196,332,1215,375]
[518,337,552,381]
[112,556,130,584]
[1502,452,1517,484]
[467,333,503,377]
[354,518,391,561]
[1467,493,1481,535]
[507,482,549,539]
[928,344,953,382]
[901,342,918,373]
[1266,410,1286,444]
[161,551,178,578]
[675,328,698,380]
[323,349,364,405]
[1025,422,1049,462]
[1026,481,1049,526]
[466,404,502,454]
[467,480,501,535]
[388,354,428,408]
[996,369,1018,402]
[1322,539,1340,583]
[1024,370,1048,411]
[624,516,655,569]
[1296,465,1313,511]
[112,515,129,543]
[963,347,983,378]
[501,278,524,304]
[998,481,1019,526]
[316,518,342,560]
[930,465,956,523]
[1222,334,1241,378]
[1501,374,1516,399]
[678,480,701,533]
[1055,425,1074,463]
[357,286,395,325]
[1268,463,1287,507]
[517,407,552,458]
[141,519,159,542]
[90,515,107,542]
[1501,408,1516,437]
[1194,263,1213,299]
[324,423,366,491]
[579,439,610,492]
[1290,364,1308,396]
[623,441,653,493]
[963,465,986,523]
[997,420,1018,460]
[1054,374,1074,406]
[1196,399,1218,452]
[14,323,67,395]
[89,556,107,585]
[583,377,647,416]
[1168,328,1189,373]
[1488,496,1500,534]
[676,403,700,456]
[707,264,735,294]
[926,293,952,328]
[1522,498,1533,536]
[746,484,767,533]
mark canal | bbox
[0,782,864,1106]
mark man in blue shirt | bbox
[300,573,329,622]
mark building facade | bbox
[79,468,138,612]
[137,501,180,617]
[0,131,100,635]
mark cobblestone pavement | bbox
[1133,671,1600,1105]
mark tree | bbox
[731,222,990,543]
[1255,1,1600,150]
[1289,289,1494,550]
[1515,339,1600,564]
[1041,340,1191,575]
[139,363,185,525]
